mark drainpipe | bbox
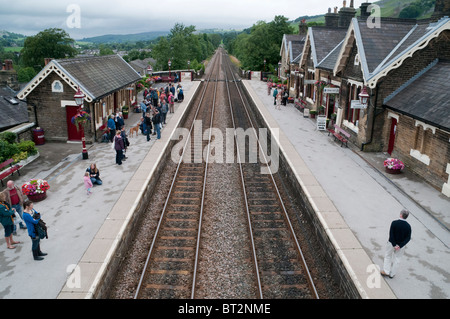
[361,83,380,151]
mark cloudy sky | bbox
[1,0,367,39]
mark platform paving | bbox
[0,80,198,299]
[243,79,450,299]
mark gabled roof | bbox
[280,34,305,64]
[17,55,141,103]
[0,86,28,130]
[384,60,450,132]
[334,17,450,88]
[299,26,348,70]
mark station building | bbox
[283,0,450,196]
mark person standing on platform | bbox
[144,112,153,142]
[22,200,47,261]
[152,110,162,140]
[381,209,412,279]
[2,180,26,232]
[273,87,278,105]
[107,115,116,142]
[114,130,125,165]
[0,192,20,250]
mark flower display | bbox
[71,111,91,126]
[22,179,50,196]
[383,158,405,170]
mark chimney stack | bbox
[431,0,450,22]
[44,58,53,66]
[338,0,356,28]
[299,19,308,36]
[360,2,372,19]
[325,7,340,28]
[3,59,13,71]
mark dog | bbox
[129,123,141,138]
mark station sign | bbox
[351,100,367,109]
[323,87,340,94]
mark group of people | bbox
[83,163,102,195]
[0,181,47,260]
[268,80,290,110]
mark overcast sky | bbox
[1,0,368,39]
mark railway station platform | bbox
[243,79,450,299]
[0,80,200,299]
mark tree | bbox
[227,16,293,71]
[20,28,77,70]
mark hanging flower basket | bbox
[71,111,91,131]
[383,158,404,174]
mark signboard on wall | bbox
[323,87,340,94]
[351,100,367,109]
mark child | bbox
[84,172,93,195]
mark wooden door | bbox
[387,118,397,155]
[66,106,82,141]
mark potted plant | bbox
[122,106,129,119]
[383,158,405,174]
[22,179,50,202]
[309,110,317,119]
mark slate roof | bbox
[384,60,450,132]
[0,86,28,130]
[54,55,141,100]
[282,34,305,63]
[357,19,417,74]
[310,27,348,67]
[317,40,344,71]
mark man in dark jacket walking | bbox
[381,209,412,278]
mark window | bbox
[346,84,361,126]
[410,121,435,165]
[354,54,360,66]
[52,80,63,93]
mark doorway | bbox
[387,117,397,155]
[66,105,82,141]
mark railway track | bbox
[134,51,220,299]
[133,48,319,299]
[223,51,319,299]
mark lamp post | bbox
[359,86,370,106]
[168,59,172,81]
[74,87,88,160]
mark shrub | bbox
[0,132,17,144]
[17,140,38,156]
[0,140,19,162]
[12,151,28,163]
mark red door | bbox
[66,106,82,141]
[387,118,397,155]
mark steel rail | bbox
[190,53,220,299]
[222,52,264,299]
[223,49,320,299]
[134,51,221,299]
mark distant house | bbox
[129,58,156,76]
[17,55,141,143]
[0,59,33,140]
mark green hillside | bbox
[291,0,436,29]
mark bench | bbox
[0,159,23,186]
[160,76,175,83]
[294,100,306,112]
[329,124,350,147]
